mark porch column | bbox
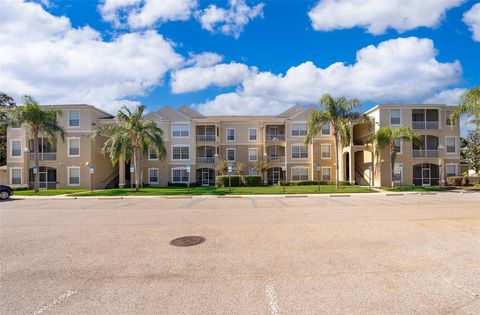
[349,150,355,184]
[118,154,125,188]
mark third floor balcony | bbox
[196,125,218,142]
[412,109,439,130]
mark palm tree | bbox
[451,86,480,126]
[94,105,166,191]
[368,126,421,188]
[9,96,64,193]
[306,94,369,188]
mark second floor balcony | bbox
[413,135,439,158]
[196,157,216,164]
[196,125,218,142]
[265,134,285,141]
[29,152,57,161]
[412,150,439,158]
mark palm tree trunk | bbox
[139,154,144,188]
[390,147,395,188]
[33,132,40,193]
[334,136,339,189]
[133,149,139,192]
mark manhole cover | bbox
[170,236,205,247]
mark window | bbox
[68,166,80,186]
[172,146,189,160]
[172,124,189,137]
[10,168,22,185]
[68,138,80,157]
[291,123,307,136]
[446,164,457,177]
[292,168,308,180]
[172,168,189,183]
[292,145,308,159]
[226,128,235,141]
[390,109,401,125]
[248,148,258,161]
[445,110,455,126]
[446,137,456,154]
[249,168,258,175]
[148,168,159,184]
[226,148,236,162]
[11,140,22,157]
[321,123,330,135]
[148,147,158,160]
[393,163,403,182]
[248,128,257,141]
[321,167,331,180]
[321,144,331,159]
[394,138,402,154]
[69,111,80,127]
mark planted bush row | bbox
[446,176,480,186]
[278,180,351,186]
[216,175,263,187]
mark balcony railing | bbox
[413,149,439,157]
[196,135,217,142]
[196,157,216,164]
[29,152,56,161]
[268,156,285,163]
[412,121,439,130]
[266,134,285,141]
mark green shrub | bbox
[216,175,242,187]
[12,186,29,191]
[243,175,262,187]
[278,180,351,186]
[446,176,480,186]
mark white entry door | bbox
[422,167,431,186]
[272,170,280,184]
[202,169,210,186]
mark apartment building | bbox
[1,103,460,189]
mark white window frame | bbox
[291,144,308,159]
[171,145,190,161]
[68,110,80,128]
[171,167,189,183]
[445,163,458,177]
[226,148,236,162]
[226,128,235,142]
[248,128,257,141]
[394,138,403,154]
[248,148,258,162]
[291,167,309,181]
[67,137,80,157]
[390,109,401,126]
[10,167,22,185]
[321,167,332,181]
[321,144,331,159]
[445,136,457,154]
[393,163,403,183]
[291,122,307,137]
[148,168,159,184]
[148,147,158,160]
[67,166,81,186]
[10,139,23,158]
[171,123,190,138]
[321,122,330,135]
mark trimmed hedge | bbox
[216,175,263,187]
[446,176,480,186]
[278,180,351,186]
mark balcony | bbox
[268,156,285,163]
[29,152,57,161]
[196,135,217,142]
[196,157,216,164]
[412,109,439,130]
[265,134,285,141]
[412,121,439,130]
[413,150,439,158]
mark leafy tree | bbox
[234,162,245,175]
[0,92,16,166]
[215,158,228,175]
[368,126,422,188]
[306,93,370,188]
[461,128,480,175]
[9,96,64,192]
[451,86,480,126]
[94,105,166,191]
[252,158,269,184]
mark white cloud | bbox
[185,52,224,67]
[0,0,183,114]
[99,0,197,29]
[194,37,462,115]
[198,0,264,38]
[171,62,257,93]
[423,88,467,104]
[463,3,480,42]
[308,0,464,35]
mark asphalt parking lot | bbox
[1,193,479,314]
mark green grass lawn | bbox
[383,186,446,192]
[13,189,90,196]
[69,185,375,197]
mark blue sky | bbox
[1,0,479,115]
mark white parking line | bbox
[265,284,280,315]
[31,290,78,315]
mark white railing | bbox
[266,134,285,141]
[413,149,439,157]
[268,156,285,163]
[29,152,57,161]
[412,121,439,130]
[196,135,217,142]
[196,157,216,164]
